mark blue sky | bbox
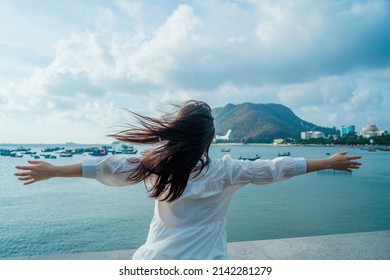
[1,0,389,143]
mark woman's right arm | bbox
[15,160,82,185]
[14,156,140,186]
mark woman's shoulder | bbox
[211,154,233,165]
[190,155,234,181]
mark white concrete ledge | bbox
[228,230,390,260]
[4,230,390,260]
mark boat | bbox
[89,149,106,156]
[89,146,115,156]
[0,149,12,156]
[10,153,23,158]
[59,152,73,157]
[239,155,261,161]
[41,147,64,153]
[121,148,138,154]
[60,153,73,157]
[22,151,37,155]
[14,147,31,152]
[278,152,291,157]
[221,148,230,152]
[118,145,138,154]
[41,154,52,159]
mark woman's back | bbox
[135,156,233,260]
[132,154,307,259]
[156,156,234,228]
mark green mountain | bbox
[212,102,338,142]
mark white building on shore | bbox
[360,125,384,138]
[301,131,325,140]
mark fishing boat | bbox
[278,152,291,157]
[121,148,138,154]
[41,147,63,153]
[89,149,105,156]
[89,146,115,156]
[14,147,31,152]
[0,149,12,156]
[10,153,23,158]
[239,155,261,161]
[41,154,52,159]
[59,153,73,157]
[118,145,138,154]
[115,144,138,155]
[59,152,73,157]
[22,151,37,155]
[221,148,230,152]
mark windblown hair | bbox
[110,100,215,202]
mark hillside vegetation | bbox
[212,103,338,142]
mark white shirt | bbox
[82,154,307,260]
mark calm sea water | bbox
[0,144,389,258]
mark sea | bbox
[0,143,389,259]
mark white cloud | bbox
[126,5,202,85]
[1,0,390,143]
[277,76,357,108]
[346,0,388,19]
[114,0,143,20]
[342,89,383,112]
[256,1,311,45]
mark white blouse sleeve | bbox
[82,155,140,186]
[221,155,307,189]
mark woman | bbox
[14,100,362,259]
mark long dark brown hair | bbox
[109,100,215,202]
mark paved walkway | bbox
[5,230,390,260]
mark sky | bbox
[1,0,389,144]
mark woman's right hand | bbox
[15,160,56,185]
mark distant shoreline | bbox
[212,143,390,150]
[2,142,389,151]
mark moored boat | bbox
[10,153,23,158]
[239,155,261,161]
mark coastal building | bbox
[214,129,234,142]
[340,125,355,137]
[361,124,384,138]
[273,139,284,145]
[301,131,325,140]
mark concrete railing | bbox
[4,230,390,260]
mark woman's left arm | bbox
[306,151,362,173]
